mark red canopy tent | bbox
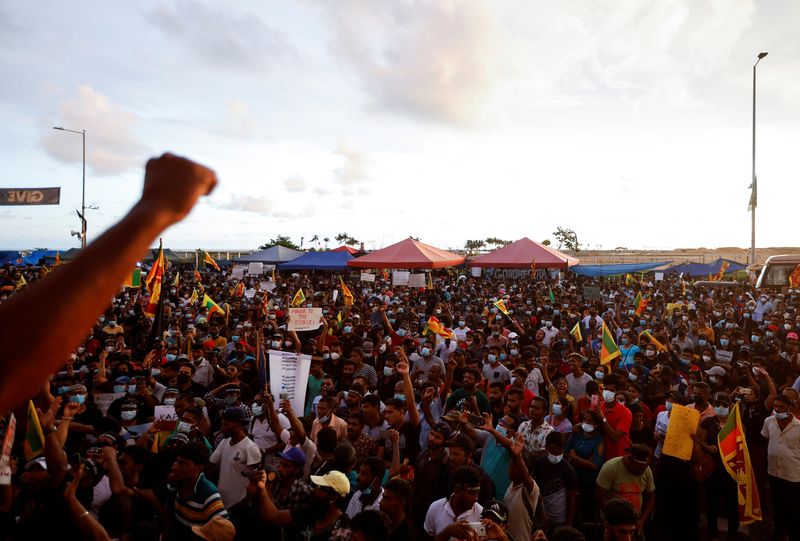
[331,246,359,254]
[470,237,578,269]
[347,238,465,269]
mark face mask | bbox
[785,324,793,331]
[698,339,707,346]
[595,370,604,380]
[397,329,406,337]
[644,350,655,358]
[751,335,760,343]
[57,385,71,395]
[680,358,691,366]
[510,349,519,356]
[128,385,137,395]
[383,366,393,377]
[720,339,729,347]
[393,394,405,402]
[70,394,86,405]
[499,353,507,361]
[621,338,629,345]
[602,389,616,403]
[775,411,789,420]
[581,422,594,433]
[379,343,387,354]
[251,405,264,416]
[726,323,735,329]
[224,396,237,406]
[552,404,563,416]
[177,421,192,433]
[98,316,105,323]
[109,321,117,327]
[743,313,751,319]
[547,453,564,464]
[458,321,466,328]
[319,414,331,424]
[708,375,719,384]
[488,354,497,363]
[766,331,774,338]
[495,425,508,436]
[106,346,114,352]
[737,339,745,345]
[665,401,673,412]
[114,385,127,394]
[271,341,281,349]
[640,319,647,326]
[330,352,340,360]
[284,340,293,348]
[121,410,137,421]
[343,326,353,334]
[628,372,638,382]
[164,397,177,406]
[77,346,85,353]
[545,321,552,328]
[714,406,729,417]
[420,347,431,357]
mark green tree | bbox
[335,232,360,246]
[259,235,300,250]
[485,237,512,247]
[542,239,551,246]
[552,227,579,252]
[464,239,486,253]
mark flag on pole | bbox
[599,322,621,365]
[427,273,434,290]
[424,316,454,339]
[625,274,635,287]
[493,299,509,316]
[172,273,180,287]
[291,288,306,307]
[570,321,583,343]
[123,268,142,289]
[789,264,800,288]
[638,330,668,352]
[718,402,762,524]
[202,294,224,317]
[194,268,202,284]
[15,275,26,290]
[188,288,199,305]
[202,250,220,271]
[336,311,343,328]
[548,287,556,304]
[632,292,649,316]
[232,281,245,297]
[54,251,62,266]
[260,292,269,318]
[339,277,354,307]
[24,401,44,461]
[530,258,536,274]
[145,242,165,318]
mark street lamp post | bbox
[750,52,768,266]
[53,126,87,249]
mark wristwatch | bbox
[602,418,608,424]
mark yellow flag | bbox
[189,288,199,305]
[291,288,306,307]
[493,299,509,316]
[15,275,27,290]
[570,321,583,343]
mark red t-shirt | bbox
[601,401,632,460]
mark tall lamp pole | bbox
[750,52,768,266]
[53,126,87,249]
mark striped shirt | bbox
[172,473,228,531]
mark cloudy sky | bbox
[1,0,798,252]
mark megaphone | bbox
[70,230,81,238]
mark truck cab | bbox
[755,254,800,290]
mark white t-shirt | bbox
[424,497,483,537]
[345,488,384,518]
[654,411,670,458]
[525,369,544,395]
[566,372,593,399]
[209,436,262,507]
[250,414,290,451]
[505,481,541,541]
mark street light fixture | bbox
[53,126,87,249]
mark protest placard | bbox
[0,413,16,486]
[94,393,126,416]
[360,273,375,283]
[663,403,700,460]
[392,271,410,286]
[269,350,312,415]
[471,267,482,277]
[287,307,323,331]
[248,262,264,275]
[655,272,664,281]
[154,405,178,422]
[231,266,246,279]
[408,273,426,288]
[583,286,603,301]
[244,288,256,299]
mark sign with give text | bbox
[360,272,375,283]
[408,273,426,288]
[287,307,323,331]
[268,350,312,415]
[392,271,410,286]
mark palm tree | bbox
[310,234,319,249]
[323,237,330,249]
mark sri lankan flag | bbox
[202,250,220,271]
[188,288,199,305]
[718,402,762,524]
[260,291,269,317]
[570,321,583,343]
[145,242,165,318]
[15,275,27,291]
[625,273,635,287]
[291,288,306,307]
[424,316,454,339]
[493,299,509,316]
[339,277,354,307]
[639,330,667,352]
[202,294,224,318]
[123,268,142,289]
[788,264,800,288]
[172,273,180,287]
[632,292,649,316]
[24,400,44,461]
[232,281,245,297]
[599,322,620,365]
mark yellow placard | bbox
[662,403,700,461]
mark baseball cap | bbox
[24,456,47,471]
[481,500,509,524]
[114,375,130,384]
[508,332,519,340]
[431,421,453,439]
[787,332,798,341]
[277,447,307,466]
[310,470,350,497]
[704,366,726,377]
[191,516,236,541]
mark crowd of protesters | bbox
[1,254,800,541]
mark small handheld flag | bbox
[24,401,44,461]
[202,250,220,271]
[493,299,509,316]
[599,322,621,365]
[339,277,354,307]
[291,288,306,307]
[202,294,224,317]
[570,321,583,343]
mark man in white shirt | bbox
[453,320,471,342]
[248,394,290,467]
[191,346,215,390]
[761,394,800,540]
[345,457,385,518]
[541,320,560,348]
[208,407,262,508]
[424,467,484,541]
[565,354,592,399]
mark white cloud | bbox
[215,194,274,213]
[40,85,147,176]
[333,138,371,185]
[320,0,499,124]
[223,99,257,138]
[146,1,295,69]
[284,174,308,193]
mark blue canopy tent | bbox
[0,251,21,265]
[17,250,58,266]
[278,251,354,272]
[665,258,746,277]
[570,261,672,278]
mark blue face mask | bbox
[714,406,729,417]
[397,329,406,337]
[343,326,353,334]
[383,366,393,377]
[720,339,729,347]
[488,354,497,363]
[57,385,71,395]
[113,385,127,394]
[499,353,507,361]
[665,401,673,412]
[552,404,563,416]
[621,338,630,345]
[420,347,431,357]
[698,339,707,346]
[319,415,331,424]
[231,335,239,343]
[127,385,137,395]
[393,394,405,402]
[495,425,508,436]
[70,394,86,405]
[751,335,760,343]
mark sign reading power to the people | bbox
[0,187,61,205]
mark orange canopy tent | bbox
[347,238,465,269]
[470,237,578,269]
